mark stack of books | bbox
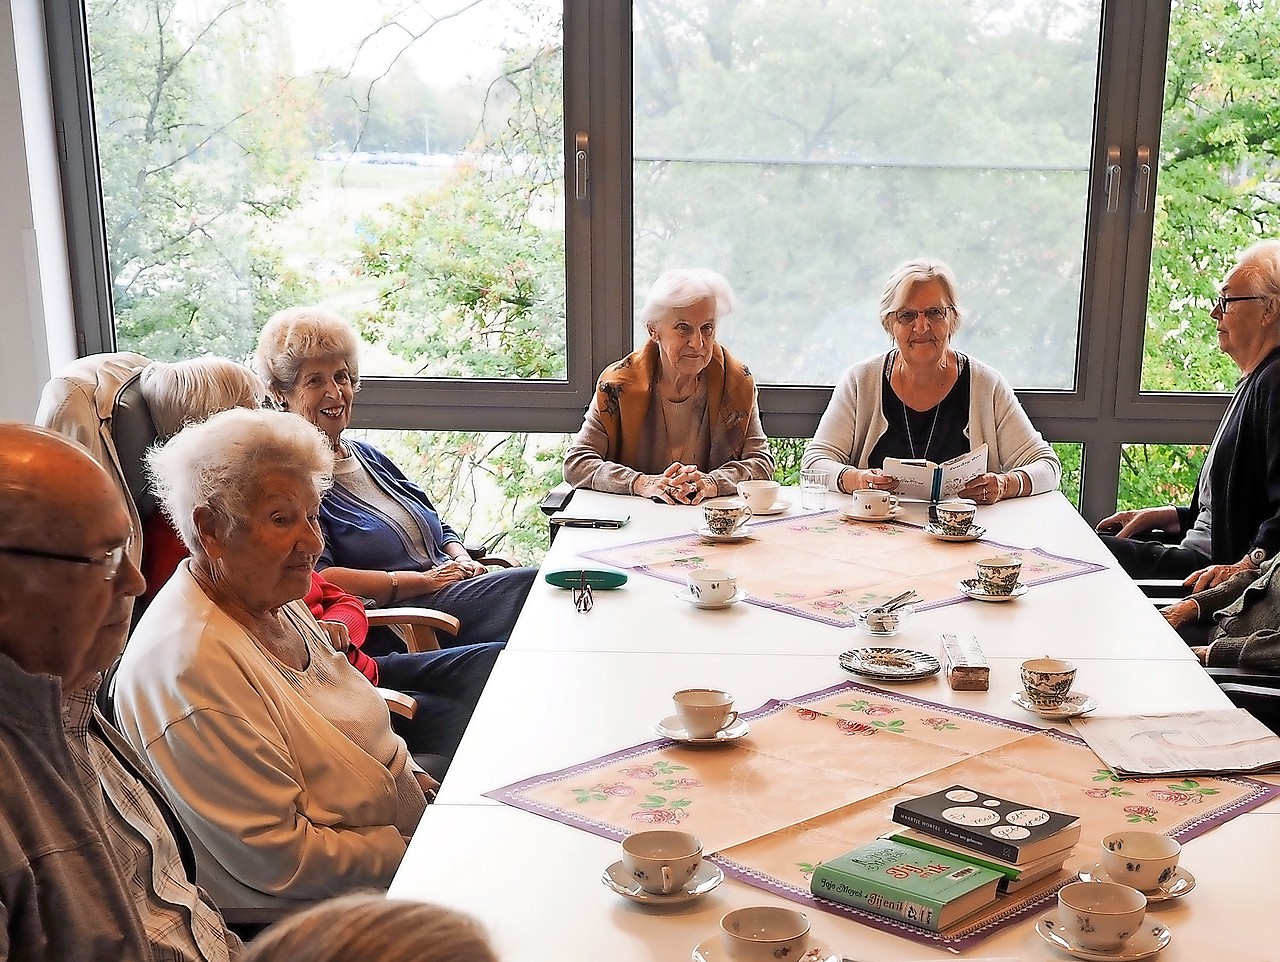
[809,785,1079,932]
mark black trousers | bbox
[1099,534,1209,580]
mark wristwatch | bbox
[1247,547,1267,568]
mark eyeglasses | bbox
[892,306,954,326]
[0,540,131,581]
[573,571,594,614]
[1215,294,1266,313]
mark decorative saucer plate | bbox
[838,647,941,681]
[603,859,724,904]
[923,522,987,542]
[654,714,751,745]
[1011,690,1099,719]
[838,505,904,523]
[693,524,755,543]
[693,936,835,962]
[1078,862,1196,902]
[957,578,1029,602]
[674,587,749,610]
[1035,913,1171,960]
[751,499,792,516]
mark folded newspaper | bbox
[883,445,988,501]
[1070,709,1280,777]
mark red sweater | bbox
[140,513,378,682]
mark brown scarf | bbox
[593,340,757,471]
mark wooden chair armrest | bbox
[476,553,516,569]
[367,606,461,653]
[379,687,417,719]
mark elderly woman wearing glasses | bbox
[802,258,1060,505]
[1098,239,1280,589]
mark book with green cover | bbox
[810,838,1003,932]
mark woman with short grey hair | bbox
[114,407,431,909]
[564,267,774,503]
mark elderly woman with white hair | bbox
[563,268,774,503]
[254,307,535,648]
[113,408,431,909]
[802,257,1060,504]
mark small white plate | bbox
[1035,913,1171,960]
[924,522,987,542]
[693,524,755,543]
[693,936,835,962]
[751,499,792,516]
[838,505,904,523]
[838,647,941,681]
[674,587,749,610]
[1078,862,1196,902]
[1011,690,1099,719]
[654,714,751,745]
[958,578,1028,602]
[603,859,725,904]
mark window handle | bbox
[1134,145,1152,214]
[575,132,589,201]
[1104,144,1122,213]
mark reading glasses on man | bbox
[893,306,954,326]
[1214,294,1265,313]
[0,541,131,581]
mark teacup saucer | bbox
[655,714,751,745]
[674,587,749,610]
[1035,913,1171,960]
[838,505,903,523]
[693,936,835,962]
[1078,862,1196,902]
[751,499,792,516]
[693,524,755,543]
[958,578,1028,602]
[602,859,724,904]
[1011,690,1099,719]
[924,522,987,542]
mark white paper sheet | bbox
[1070,709,1280,776]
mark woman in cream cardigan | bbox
[803,258,1060,504]
[114,408,431,909]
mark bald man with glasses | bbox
[0,423,239,961]
[1098,239,1280,592]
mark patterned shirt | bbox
[63,682,240,962]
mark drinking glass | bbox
[799,468,828,510]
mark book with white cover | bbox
[883,445,988,501]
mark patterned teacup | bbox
[703,498,752,536]
[1057,880,1146,951]
[1101,831,1181,892]
[935,498,977,535]
[621,829,702,895]
[975,555,1022,595]
[719,906,810,962]
[1020,656,1076,709]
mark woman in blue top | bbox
[254,307,535,647]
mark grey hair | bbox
[146,408,333,553]
[878,258,965,337]
[254,305,362,398]
[1236,239,1280,303]
[639,268,736,333]
[140,357,264,442]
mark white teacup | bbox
[934,498,977,535]
[673,688,738,738]
[737,479,781,512]
[851,488,899,518]
[1101,831,1181,893]
[703,497,752,536]
[621,829,702,895]
[975,554,1022,594]
[719,906,811,962]
[1058,880,1146,951]
[1020,656,1077,709]
[687,568,738,606]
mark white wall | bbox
[0,0,75,422]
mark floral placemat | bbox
[486,681,1278,949]
[580,513,1104,626]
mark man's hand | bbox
[1161,598,1200,630]
[1095,505,1178,539]
[1183,560,1255,593]
[1191,645,1210,665]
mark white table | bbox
[392,488,1271,962]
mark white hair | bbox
[877,258,965,337]
[140,357,263,442]
[639,268,736,333]
[146,408,333,552]
[254,305,362,398]
[1237,239,1280,302]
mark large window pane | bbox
[1140,0,1280,392]
[86,0,566,380]
[633,0,1102,389]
